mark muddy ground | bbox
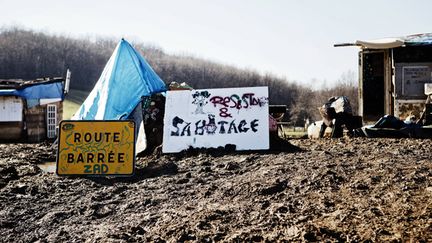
[0,138,431,242]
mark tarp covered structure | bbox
[355,38,405,49]
[0,82,64,100]
[0,78,65,108]
[73,39,166,120]
[335,33,432,49]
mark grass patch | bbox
[62,89,89,119]
[284,131,307,138]
[279,126,307,138]
[63,99,81,120]
[67,89,89,104]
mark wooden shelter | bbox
[336,33,432,122]
[0,73,70,142]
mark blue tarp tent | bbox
[73,39,166,120]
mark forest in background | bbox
[0,27,357,125]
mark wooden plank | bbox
[0,122,23,140]
[26,105,46,142]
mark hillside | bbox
[0,27,357,123]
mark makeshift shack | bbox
[335,33,432,122]
[0,73,70,142]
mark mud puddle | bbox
[36,161,56,173]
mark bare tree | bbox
[0,27,360,125]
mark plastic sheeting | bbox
[355,38,404,49]
[0,82,64,100]
[73,39,166,120]
[0,82,64,108]
[353,33,432,49]
[404,33,432,46]
[336,33,432,49]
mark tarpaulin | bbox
[73,39,166,120]
[355,38,404,49]
[0,82,64,108]
[336,33,432,49]
[0,82,64,99]
[404,33,432,46]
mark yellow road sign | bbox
[56,120,135,176]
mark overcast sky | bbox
[1,0,431,86]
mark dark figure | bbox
[319,96,354,138]
[143,94,166,153]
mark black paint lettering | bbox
[252,97,262,106]
[218,121,228,134]
[108,151,115,163]
[77,153,84,163]
[181,122,191,136]
[118,153,125,163]
[104,133,111,142]
[242,93,254,108]
[67,153,74,163]
[251,119,259,132]
[98,153,104,163]
[84,133,91,142]
[94,133,102,142]
[230,95,241,109]
[113,133,120,142]
[195,120,206,135]
[241,94,250,108]
[238,120,249,133]
[74,133,81,143]
[228,120,238,134]
[171,116,184,136]
[87,153,94,163]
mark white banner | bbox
[163,87,269,153]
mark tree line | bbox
[0,27,357,125]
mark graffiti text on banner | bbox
[163,86,269,153]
